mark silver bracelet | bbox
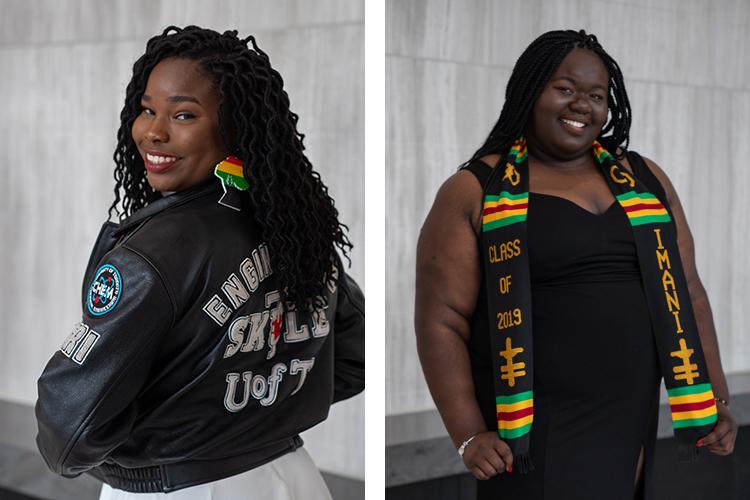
[458,432,481,457]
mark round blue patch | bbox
[87,264,122,316]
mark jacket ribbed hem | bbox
[89,436,302,493]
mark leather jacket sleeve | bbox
[332,272,365,403]
[35,245,174,477]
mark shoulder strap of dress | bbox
[626,150,670,208]
[461,159,494,190]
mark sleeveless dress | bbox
[465,154,665,500]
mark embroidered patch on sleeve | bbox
[60,322,100,365]
[87,264,122,316]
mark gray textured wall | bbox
[386,0,750,416]
[0,0,364,480]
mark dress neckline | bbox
[529,191,617,217]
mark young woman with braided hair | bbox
[416,29,735,499]
[35,26,364,500]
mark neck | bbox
[525,136,595,172]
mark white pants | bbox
[99,448,332,500]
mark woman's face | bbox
[525,48,609,160]
[131,57,228,193]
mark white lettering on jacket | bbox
[223,360,311,412]
[205,244,339,413]
[202,243,273,326]
[60,322,100,365]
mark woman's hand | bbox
[461,432,514,480]
[698,403,737,455]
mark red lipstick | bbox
[143,150,181,174]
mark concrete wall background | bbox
[0,0,364,480]
[386,0,750,416]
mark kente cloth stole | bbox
[481,137,718,473]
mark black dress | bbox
[465,156,664,500]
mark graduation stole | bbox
[481,137,718,472]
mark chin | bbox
[554,136,595,156]
[145,176,177,193]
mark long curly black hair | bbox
[469,29,631,162]
[111,25,351,309]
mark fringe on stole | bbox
[514,454,535,474]
[677,443,701,462]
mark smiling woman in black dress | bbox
[415,30,736,499]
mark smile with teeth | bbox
[561,118,586,128]
[146,153,178,164]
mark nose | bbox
[145,116,169,143]
[569,93,591,114]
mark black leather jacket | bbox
[35,180,365,493]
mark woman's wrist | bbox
[457,432,482,456]
[715,396,730,407]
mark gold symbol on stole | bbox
[670,338,699,384]
[609,165,635,187]
[502,162,521,186]
[499,337,526,387]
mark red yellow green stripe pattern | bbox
[615,191,671,226]
[509,138,527,163]
[667,383,718,429]
[482,191,528,231]
[592,141,614,164]
[496,391,533,439]
[214,156,248,190]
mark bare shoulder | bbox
[616,147,677,203]
[638,155,673,186]
[637,154,678,204]
[431,169,484,227]
[427,156,502,234]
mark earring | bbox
[214,155,248,211]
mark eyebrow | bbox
[554,76,607,91]
[141,94,202,105]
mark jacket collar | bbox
[114,179,222,236]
